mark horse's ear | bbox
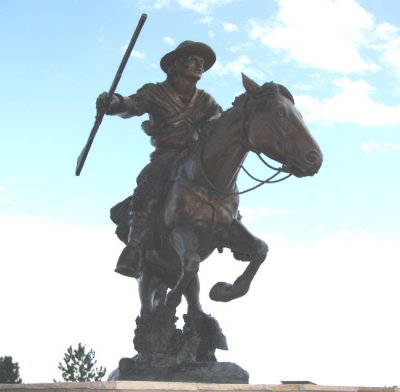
[242,73,260,94]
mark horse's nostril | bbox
[305,150,320,164]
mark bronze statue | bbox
[95,40,323,382]
[97,41,222,281]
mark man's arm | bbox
[204,94,222,122]
[96,84,151,119]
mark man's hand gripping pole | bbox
[75,13,147,176]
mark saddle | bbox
[110,147,195,245]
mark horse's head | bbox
[241,73,323,177]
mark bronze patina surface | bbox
[93,38,323,382]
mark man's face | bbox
[181,55,205,81]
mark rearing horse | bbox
[135,73,322,318]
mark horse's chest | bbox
[165,183,238,235]
[188,197,237,235]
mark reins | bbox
[241,153,292,185]
[199,150,292,197]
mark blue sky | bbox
[1,0,399,386]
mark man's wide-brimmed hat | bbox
[160,40,216,73]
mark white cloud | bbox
[362,141,400,155]
[121,45,146,58]
[138,0,171,10]
[200,227,400,385]
[0,185,6,192]
[376,22,397,41]
[375,22,400,76]
[249,0,377,73]
[295,77,400,126]
[1,211,400,385]
[223,22,239,32]
[229,42,254,53]
[162,36,175,46]
[139,0,237,14]
[1,196,17,205]
[239,207,288,222]
[293,82,313,91]
[0,213,132,382]
[131,50,146,58]
[177,0,236,14]
[211,55,265,81]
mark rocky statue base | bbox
[109,360,248,383]
[108,306,249,384]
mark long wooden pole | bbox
[75,13,147,176]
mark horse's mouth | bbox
[284,158,322,177]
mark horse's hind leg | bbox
[139,271,167,318]
[183,274,228,357]
[184,274,203,313]
[210,218,268,302]
[166,227,200,309]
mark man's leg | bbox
[115,210,149,278]
[115,154,170,278]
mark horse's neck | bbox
[201,102,248,192]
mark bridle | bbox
[199,92,292,197]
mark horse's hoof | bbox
[209,282,233,302]
[186,310,229,351]
[214,332,228,350]
[251,240,268,263]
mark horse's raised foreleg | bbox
[166,227,200,310]
[210,219,268,302]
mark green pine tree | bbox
[56,343,106,382]
[0,356,22,384]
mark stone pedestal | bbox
[0,382,399,392]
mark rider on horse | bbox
[97,41,222,279]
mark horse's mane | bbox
[199,82,294,142]
[232,82,295,107]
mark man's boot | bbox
[115,212,149,278]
